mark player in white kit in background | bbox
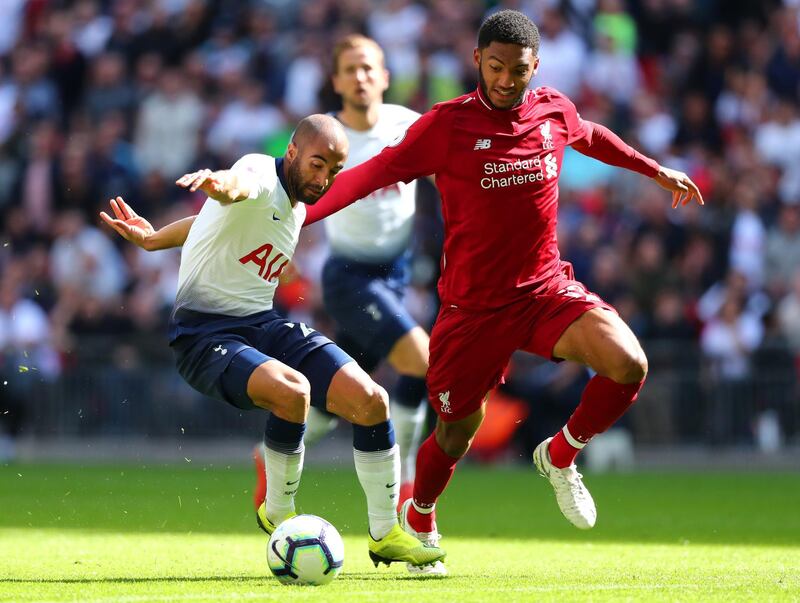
[99,114,445,570]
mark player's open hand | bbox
[654,167,705,209]
[175,169,239,204]
[99,197,155,249]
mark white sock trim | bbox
[264,445,304,524]
[411,500,435,514]
[353,445,400,539]
[562,425,587,449]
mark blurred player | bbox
[303,10,704,557]
[253,35,434,551]
[99,114,444,570]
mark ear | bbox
[473,47,481,69]
[532,56,540,76]
[381,67,390,94]
[286,142,298,162]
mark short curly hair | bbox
[478,10,540,54]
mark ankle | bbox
[548,430,581,468]
[408,501,436,533]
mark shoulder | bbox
[532,86,575,109]
[381,103,422,125]
[231,153,276,172]
[232,153,278,189]
[414,93,472,126]
[432,92,476,113]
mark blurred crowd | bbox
[2,0,800,453]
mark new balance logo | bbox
[213,345,228,356]
[474,138,492,150]
[438,391,453,414]
[540,120,554,150]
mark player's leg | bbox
[297,347,445,568]
[405,304,517,535]
[172,331,310,531]
[324,361,400,539]
[548,307,647,467]
[323,257,432,508]
[386,326,430,506]
[303,329,381,449]
[254,404,339,510]
[404,404,486,535]
[524,276,646,529]
[222,353,310,530]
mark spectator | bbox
[206,77,285,161]
[49,210,127,302]
[0,1,798,448]
[84,52,136,122]
[700,294,764,444]
[134,68,204,179]
[534,7,586,98]
[765,204,800,297]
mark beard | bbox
[478,63,527,110]
[288,159,323,205]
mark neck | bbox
[279,156,298,206]
[338,102,381,131]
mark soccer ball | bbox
[266,514,344,586]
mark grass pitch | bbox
[1,463,798,602]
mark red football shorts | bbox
[426,262,615,422]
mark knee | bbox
[253,371,310,423]
[349,381,390,426]
[610,348,648,384]
[395,355,429,378]
[389,329,430,378]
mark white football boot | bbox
[533,437,597,529]
[399,499,448,576]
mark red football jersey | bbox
[306,86,660,310]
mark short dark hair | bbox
[478,10,540,54]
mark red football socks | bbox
[549,375,644,468]
[408,434,460,532]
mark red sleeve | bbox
[543,87,660,178]
[304,106,452,226]
[570,121,661,178]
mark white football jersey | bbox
[175,154,305,316]
[325,104,420,263]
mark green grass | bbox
[1,463,798,601]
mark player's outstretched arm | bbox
[99,197,195,251]
[571,121,703,209]
[304,107,451,226]
[653,166,704,208]
[175,168,252,204]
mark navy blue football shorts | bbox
[169,308,354,411]
[321,253,418,374]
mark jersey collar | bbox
[474,85,534,117]
[275,156,290,197]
